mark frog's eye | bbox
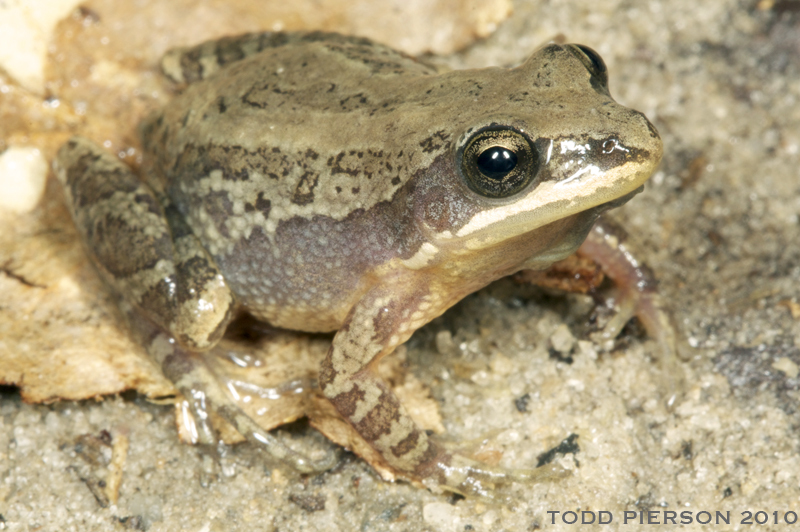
[567,44,609,86]
[460,127,539,199]
[477,146,517,179]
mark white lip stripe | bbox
[450,161,649,243]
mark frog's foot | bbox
[169,349,338,474]
[209,405,339,474]
[576,217,683,406]
[421,454,569,499]
[125,307,338,474]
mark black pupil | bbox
[476,147,518,180]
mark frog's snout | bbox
[626,108,663,172]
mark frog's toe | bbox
[293,448,341,474]
[177,393,218,446]
[222,411,340,474]
[594,285,684,408]
[178,388,339,474]
[421,454,569,499]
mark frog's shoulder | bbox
[162,31,438,86]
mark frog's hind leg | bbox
[55,137,335,473]
[55,136,233,351]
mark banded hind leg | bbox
[55,137,335,472]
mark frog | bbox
[54,31,663,496]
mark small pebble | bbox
[0,146,48,213]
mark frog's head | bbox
[413,43,662,265]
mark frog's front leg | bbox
[576,217,683,405]
[319,282,558,496]
[519,216,684,405]
[55,137,335,472]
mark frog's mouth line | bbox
[586,185,643,216]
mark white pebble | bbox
[0,146,47,212]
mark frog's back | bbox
[141,32,445,250]
[140,33,446,329]
[142,31,442,203]
[159,31,436,87]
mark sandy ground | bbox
[2,0,800,531]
